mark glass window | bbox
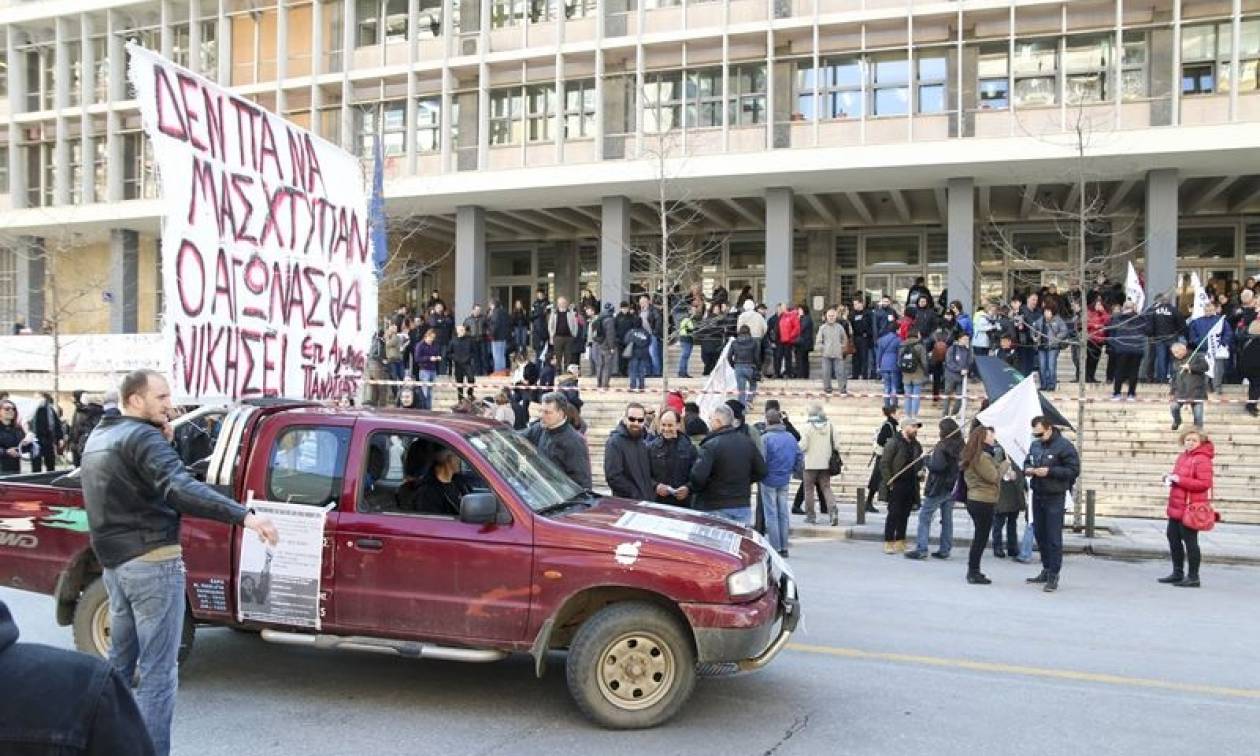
[171,23,191,67]
[267,427,351,507]
[813,56,863,120]
[384,0,408,42]
[93,138,106,201]
[728,63,767,126]
[1181,23,1218,95]
[67,42,82,107]
[525,84,555,142]
[977,44,1009,110]
[1122,31,1148,100]
[643,70,682,133]
[685,67,724,128]
[563,79,596,139]
[865,236,920,267]
[871,54,909,116]
[356,0,379,46]
[728,239,765,271]
[1013,39,1057,106]
[1220,20,1260,93]
[468,429,582,513]
[491,0,528,29]
[489,87,524,145]
[93,37,109,102]
[69,139,82,205]
[1065,34,1110,104]
[199,21,218,76]
[1178,227,1235,259]
[916,51,947,114]
[416,96,442,153]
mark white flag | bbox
[1190,272,1211,320]
[699,338,736,424]
[1203,316,1225,381]
[976,375,1041,471]
[1125,262,1146,312]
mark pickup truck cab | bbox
[0,401,799,728]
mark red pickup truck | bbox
[0,401,799,728]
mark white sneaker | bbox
[1126,396,1137,402]
[1110,395,1123,402]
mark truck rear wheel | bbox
[72,576,195,665]
[565,602,696,729]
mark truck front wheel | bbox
[72,577,195,665]
[565,602,697,729]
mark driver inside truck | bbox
[400,448,473,516]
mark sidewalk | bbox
[787,504,1260,566]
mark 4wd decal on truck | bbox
[0,531,38,549]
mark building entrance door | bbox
[491,284,535,312]
[726,276,764,307]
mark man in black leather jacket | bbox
[80,370,277,756]
[0,599,155,755]
[523,391,592,490]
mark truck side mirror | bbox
[459,492,500,525]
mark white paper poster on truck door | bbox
[237,498,328,629]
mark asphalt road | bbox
[4,540,1259,755]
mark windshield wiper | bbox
[536,490,598,516]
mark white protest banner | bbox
[237,499,330,629]
[1125,262,1146,312]
[1203,316,1225,381]
[698,338,735,424]
[976,375,1040,470]
[1190,272,1211,320]
[127,44,378,403]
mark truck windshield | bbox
[467,428,585,512]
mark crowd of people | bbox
[370,275,1260,430]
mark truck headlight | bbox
[727,559,768,600]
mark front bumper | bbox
[684,574,800,667]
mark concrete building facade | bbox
[1,0,1259,335]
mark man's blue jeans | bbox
[491,340,508,372]
[1154,341,1173,382]
[678,339,693,376]
[629,357,648,390]
[712,507,752,526]
[915,493,953,555]
[904,380,922,418]
[760,485,790,551]
[650,336,662,376]
[881,370,901,408]
[1039,349,1060,390]
[103,557,187,756]
[735,365,757,406]
[417,369,436,408]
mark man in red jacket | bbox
[776,304,801,379]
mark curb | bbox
[787,524,1260,567]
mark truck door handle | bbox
[354,538,383,551]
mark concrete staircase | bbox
[431,373,1259,525]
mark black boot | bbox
[1043,573,1060,592]
[966,572,992,585]
[1174,575,1201,588]
[993,547,1007,559]
[1026,570,1049,584]
[1156,572,1184,584]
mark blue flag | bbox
[369,137,388,277]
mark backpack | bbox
[898,342,920,372]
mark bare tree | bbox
[375,211,454,308]
[2,229,111,403]
[627,128,729,399]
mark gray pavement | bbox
[4,538,1259,755]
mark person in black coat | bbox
[447,325,478,400]
[0,599,155,755]
[864,406,900,512]
[849,298,875,379]
[688,405,767,524]
[796,304,815,380]
[530,290,551,357]
[604,404,655,500]
[31,393,63,473]
[0,399,32,475]
[648,409,698,506]
[70,396,106,467]
[523,392,591,490]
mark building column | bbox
[947,177,975,312]
[764,187,794,307]
[15,236,46,331]
[455,206,487,317]
[600,196,631,308]
[109,229,140,333]
[1145,169,1178,303]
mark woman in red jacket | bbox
[1085,297,1110,383]
[1160,430,1214,587]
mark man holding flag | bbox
[1188,301,1231,395]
